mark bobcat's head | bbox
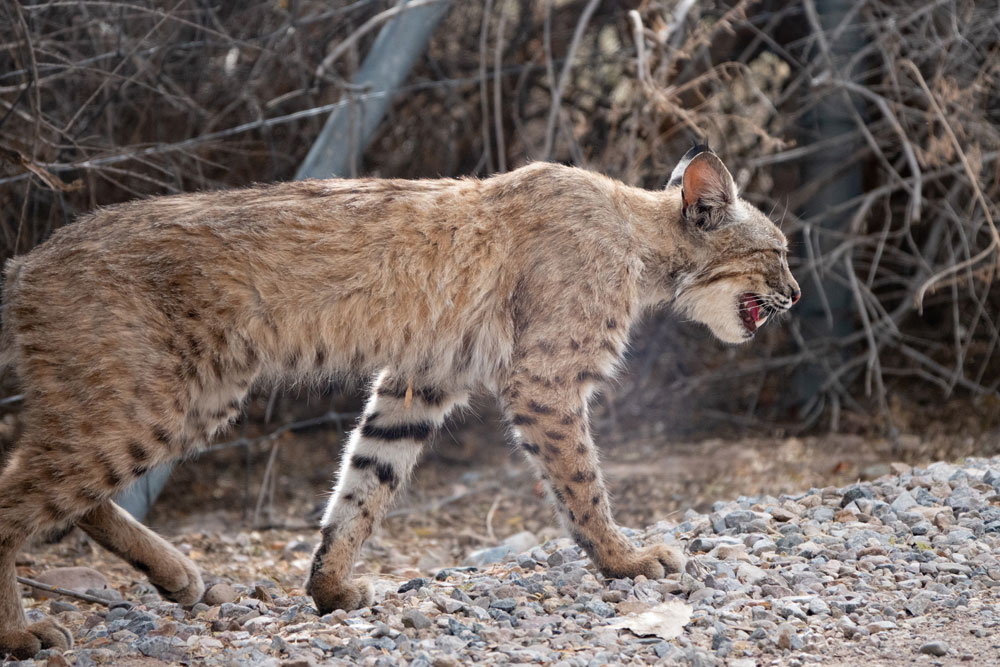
[668,146,800,344]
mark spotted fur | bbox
[0,150,798,654]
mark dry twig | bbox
[17,576,130,608]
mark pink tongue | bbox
[746,296,759,322]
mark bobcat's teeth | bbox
[738,292,761,334]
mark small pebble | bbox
[918,641,949,656]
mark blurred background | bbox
[0,0,998,537]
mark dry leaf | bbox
[606,599,693,640]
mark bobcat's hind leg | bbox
[0,547,73,660]
[307,372,468,614]
[77,501,204,605]
[0,452,80,659]
[1,416,188,657]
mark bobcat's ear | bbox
[667,144,712,189]
[669,147,737,231]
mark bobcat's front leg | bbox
[503,359,684,580]
[306,371,467,614]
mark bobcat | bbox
[0,146,798,658]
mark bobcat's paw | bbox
[307,573,374,615]
[28,618,73,651]
[148,554,205,606]
[600,544,686,580]
[1,618,73,660]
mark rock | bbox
[516,555,538,570]
[463,545,513,567]
[133,635,185,661]
[904,592,933,617]
[724,510,756,529]
[402,609,433,630]
[49,600,79,614]
[220,602,253,618]
[769,507,796,522]
[751,538,777,555]
[363,636,396,651]
[398,578,429,594]
[890,490,918,513]
[867,620,897,632]
[812,507,835,522]
[30,566,109,599]
[915,487,941,507]
[838,617,858,638]
[841,485,873,507]
[689,538,716,553]
[918,641,949,656]
[124,609,158,636]
[501,531,538,554]
[434,566,477,580]
[735,563,768,585]
[447,618,469,636]
[807,598,830,615]
[585,600,615,617]
[490,598,517,612]
[795,541,825,559]
[243,615,275,631]
[946,487,984,514]
[86,587,122,601]
[203,583,239,606]
[547,547,581,567]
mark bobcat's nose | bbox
[790,288,801,305]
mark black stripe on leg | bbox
[417,387,446,406]
[360,421,433,441]
[351,455,399,488]
[309,525,335,580]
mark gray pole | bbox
[791,0,866,425]
[296,0,453,180]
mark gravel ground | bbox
[9,456,1000,666]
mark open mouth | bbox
[738,292,769,334]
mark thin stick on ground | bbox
[16,576,129,608]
